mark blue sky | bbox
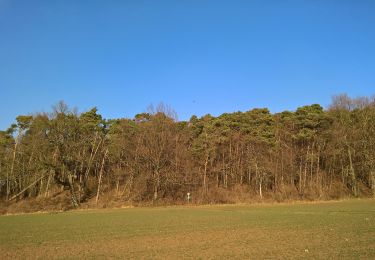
[1,0,374,129]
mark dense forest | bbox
[1,94,375,210]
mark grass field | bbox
[0,199,374,259]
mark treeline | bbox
[1,94,375,208]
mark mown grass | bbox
[0,199,374,259]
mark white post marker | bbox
[187,192,191,203]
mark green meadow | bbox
[1,199,374,259]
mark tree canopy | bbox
[1,95,375,209]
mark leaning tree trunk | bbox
[68,174,79,208]
[7,139,18,201]
[96,149,108,205]
[347,146,357,197]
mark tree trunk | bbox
[248,166,251,185]
[85,136,103,183]
[116,176,120,197]
[371,171,375,197]
[68,174,79,208]
[96,149,108,205]
[153,169,160,200]
[203,154,209,195]
[299,157,303,194]
[315,147,321,195]
[256,163,262,199]
[45,172,52,197]
[303,146,309,190]
[7,139,18,201]
[9,175,47,201]
[310,144,314,186]
[347,146,357,196]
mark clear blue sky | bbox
[1,0,374,130]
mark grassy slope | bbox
[0,199,374,259]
